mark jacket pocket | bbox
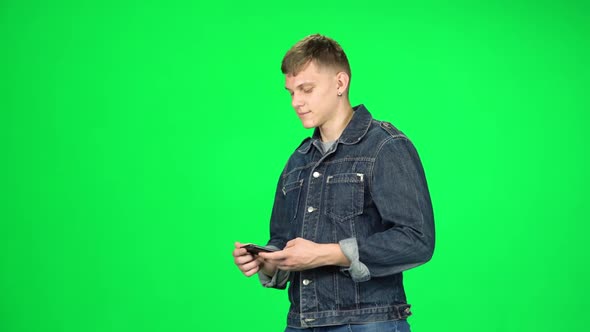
[325,173,364,222]
[282,178,303,221]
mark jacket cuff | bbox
[339,238,371,282]
[258,245,290,289]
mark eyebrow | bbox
[285,82,315,92]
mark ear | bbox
[335,71,351,96]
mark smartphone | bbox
[241,244,278,255]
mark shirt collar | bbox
[297,104,373,154]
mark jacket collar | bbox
[297,104,373,154]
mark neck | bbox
[319,101,354,142]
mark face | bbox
[285,61,341,129]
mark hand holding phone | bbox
[241,244,278,255]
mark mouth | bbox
[297,111,311,116]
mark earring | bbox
[337,91,342,96]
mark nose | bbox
[291,92,304,109]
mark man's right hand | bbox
[233,242,265,277]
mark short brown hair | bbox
[281,34,351,80]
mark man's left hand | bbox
[258,237,349,271]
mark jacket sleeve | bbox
[357,136,435,278]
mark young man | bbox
[233,34,435,331]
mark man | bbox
[233,34,435,332]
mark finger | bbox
[237,257,260,273]
[259,250,287,261]
[233,244,256,258]
[232,248,246,257]
[239,259,260,273]
[243,265,260,277]
[234,249,256,262]
[234,254,256,265]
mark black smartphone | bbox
[241,244,278,255]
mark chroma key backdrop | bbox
[1,1,588,331]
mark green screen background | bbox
[1,1,588,331]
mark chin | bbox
[300,121,316,129]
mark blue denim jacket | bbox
[263,105,435,328]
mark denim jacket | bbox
[262,105,435,328]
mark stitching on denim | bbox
[333,268,340,309]
[283,157,375,179]
[325,175,364,222]
[291,304,408,317]
[322,158,374,168]
[282,178,303,195]
[326,173,364,184]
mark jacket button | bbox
[312,171,321,178]
[307,206,316,213]
[302,279,311,285]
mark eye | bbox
[303,88,313,94]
